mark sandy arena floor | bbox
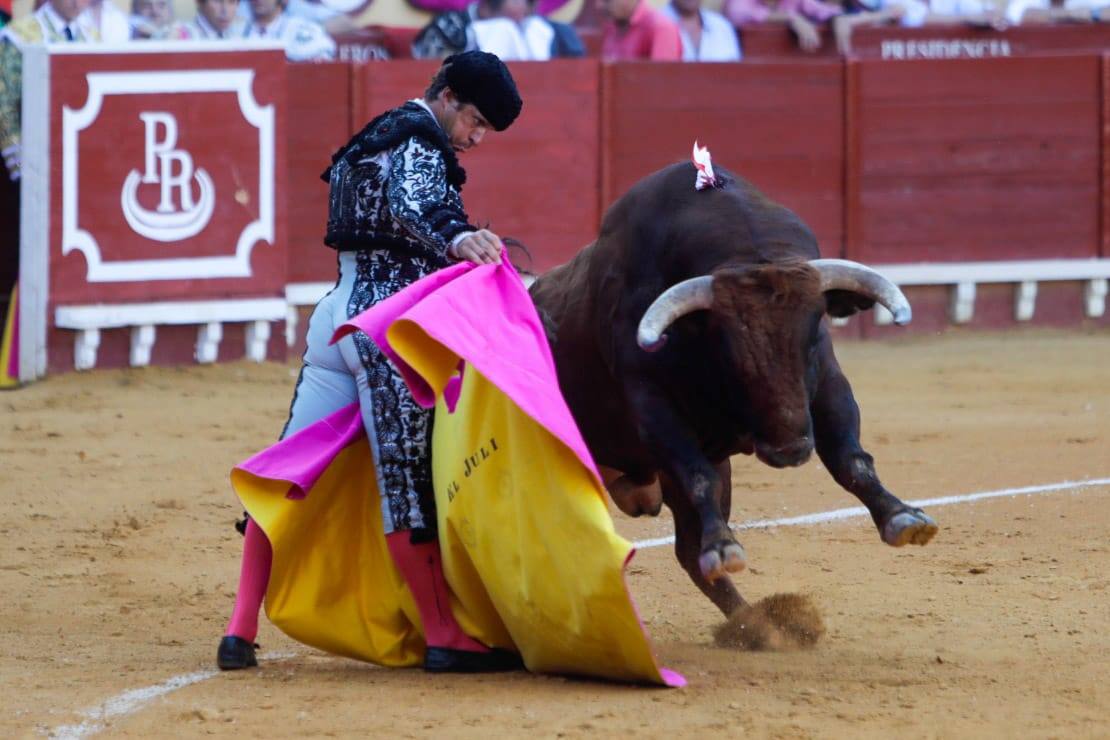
[1,328,1108,739]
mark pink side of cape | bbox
[236,403,364,500]
[333,257,604,489]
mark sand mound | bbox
[713,593,826,651]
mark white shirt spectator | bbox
[244,11,336,59]
[237,0,341,25]
[470,16,554,60]
[928,0,987,14]
[1001,0,1048,23]
[79,0,132,42]
[661,3,741,61]
[2,1,94,45]
[858,0,931,26]
[184,12,247,38]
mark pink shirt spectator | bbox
[602,0,683,61]
[724,0,841,26]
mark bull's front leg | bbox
[811,339,938,547]
[663,461,747,616]
[628,386,746,581]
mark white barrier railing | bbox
[816,258,1110,327]
[55,298,286,369]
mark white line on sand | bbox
[631,476,1110,549]
[48,653,296,740]
[47,477,1109,737]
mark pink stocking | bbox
[386,533,488,652]
[224,518,272,642]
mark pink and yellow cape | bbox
[230,258,683,687]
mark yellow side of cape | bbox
[230,321,667,684]
[1,284,17,389]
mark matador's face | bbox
[441,91,492,153]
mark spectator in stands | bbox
[235,0,353,38]
[244,0,336,59]
[1028,0,1110,22]
[724,0,841,53]
[831,0,1050,53]
[80,0,132,42]
[409,0,571,16]
[412,0,490,58]
[831,0,924,53]
[131,0,191,39]
[598,0,683,60]
[185,0,246,37]
[470,0,584,59]
[414,0,581,60]
[0,0,97,182]
[661,0,741,60]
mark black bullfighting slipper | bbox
[423,646,524,673]
[217,636,259,670]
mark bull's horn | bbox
[637,276,715,351]
[810,258,912,325]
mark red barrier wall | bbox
[353,59,601,272]
[287,62,352,284]
[846,55,1101,265]
[602,61,845,255]
[739,27,839,60]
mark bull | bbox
[528,161,938,616]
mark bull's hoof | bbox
[699,542,747,582]
[881,508,938,547]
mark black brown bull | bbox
[528,161,938,616]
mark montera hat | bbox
[442,51,523,132]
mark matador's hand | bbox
[451,229,503,265]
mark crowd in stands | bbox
[0,0,1105,65]
[0,0,1106,178]
[0,0,339,57]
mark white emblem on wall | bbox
[120,112,216,242]
[62,70,275,282]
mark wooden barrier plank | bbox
[851,55,1100,265]
[354,60,601,272]
[603,61,845,256]
[739,26,839,60]
[287,62,353,285]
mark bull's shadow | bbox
[528,161,937,617]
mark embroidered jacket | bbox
[323,101,475,264]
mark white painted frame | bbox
[19,46,51,382]
[62,69,275,282]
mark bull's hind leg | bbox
[662,463,747,616]
[811,338,938,547]
[599,466,663,517]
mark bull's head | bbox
[636,259,911,468]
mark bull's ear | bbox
[824,289,876,318]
